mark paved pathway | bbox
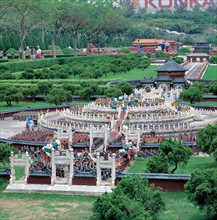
[184,62,204,79]
[0,117,26,139]
[4,183,112,195]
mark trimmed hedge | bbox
[0,54,109,73]
[0,58,57,72]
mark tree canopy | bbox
[0,143,18,167]
[196,124,217,161]
[147,138,192,174]
[91,174,165,220]
[179,86,202,103]
[45,87,72,105]
[185,168,217,218]
[0,85,24,106]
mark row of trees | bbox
[0,0,126,59]
[0,1,216,55]
[0,81,133,106]
[17,55,150,80]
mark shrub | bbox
[7,48,18,55]
[177,47,191,55]
[47,45,62,50]
[118,47,131,54]
[62,47,73,55]
[209,55,217,64]
[173,56,184,64]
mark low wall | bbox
[115,178,187,192]
[116,173,190,192]
[27,176,51,184]
[72,177,96,186]
[148,179,188,192]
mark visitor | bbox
[176,43,179,52]
[36,45,42,59]
[88,43,94,54]
[136,39,141,53]
[30,46,35,59]
[19,48,22,59]
[2,49,7,59]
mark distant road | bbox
[184,62,205,79]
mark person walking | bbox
[136,39,141,53]
[36,45,42,58]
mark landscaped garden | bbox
[0,101,90,111]
[0,179,209,220]
[128,156,216,174]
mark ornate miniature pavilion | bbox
[139,60,188,91]
[187,40,211,62]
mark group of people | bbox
[19,45,43,59]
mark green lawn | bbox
[0,101,90,111]
[160,192,209,220]
[69,66,158,80]
[184,101,217,107]
[128,156,216,174]
[0,179,96,220]
[0,179,210,220]
[203,65,217,80]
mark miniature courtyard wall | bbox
[115,173,190,192]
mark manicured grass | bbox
[203,65,217,80]
[184,101,217,106]
[100,66,158,80]
[160,192,209,220]
[0,179,96,220]
[69,66,159,80]
[128,156,216,174]
[0,101,90,111]
[0,179,210,220]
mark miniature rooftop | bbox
[156,60,188,72]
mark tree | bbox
[209,80,217,95]
[91,175,165,220]
[82,1,125,54]
[147,138,192,174]
[62,1,86,56]
[37,81,53,96]
[177,47,191,54]
[0,85,24,106]
[0,143,18,167]
[40,0,67,57]
[185,168,217,218]
[105,87,123,98]
[179,86,202,103]
[209,55,217,64]
[46,87,72,105]
[3,0,42,59]
[23,85,39,102]
[116,82,133,95]
[196,124,217,160]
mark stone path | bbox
[0,117,26,139]
[4,183,112,195]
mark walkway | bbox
[5,183,112,195]
[0,117,26,139]
[184,62,205,79]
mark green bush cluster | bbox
[210,55,217,64]
[0,58,57,73]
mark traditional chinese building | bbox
[131,38,178,53]
[139,60,188,91]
